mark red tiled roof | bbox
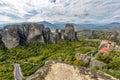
[98,47,109,54]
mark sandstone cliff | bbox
[27,61,117,80]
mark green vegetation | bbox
[0,39,120,79]
[96,51,120,79]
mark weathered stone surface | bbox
[2,25,20,49]
[75,53,90,65]
[54,29,61,43]
[17,24,30,45]
[60,29,65,40]
[17,24,30,37]
[65,24,77,41]
[75,53,106,68]
[27,24,44,43]
[43,27,51,43]
[49,33,56,44]
[44,28,61,44]
[90,58,106,68]
[0,23,78,49]
[0,29,4,45]
[27,61,117,80]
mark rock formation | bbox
[2,25,20,49]
[27,24,44,43]
[65,24,77,41]
[43,27,51,43]
[60,29,65,40]
[75,53,106,69]
[0,29,4,45]
[0,23,78,49]
[26,61,117,80]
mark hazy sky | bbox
[0,0,120,24]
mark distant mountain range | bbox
[54,22,120,31]
[0,21,120,31]
[37,21,59,30]
[100,22,120,28]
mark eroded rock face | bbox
[50,29,61,43]
[27,24,45,43]
[65,24,77,41]
[16,24,30,45]
[43,28,51,43]
[27,61,117,80]
[1,23,78,49]
[60,29,65,40]
[2,25,20,49]
[0,29,4,45]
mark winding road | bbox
[13,63,23,80]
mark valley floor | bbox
[0,39,120,79]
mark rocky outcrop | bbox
[75,53,106,69]
[60,29,65,40]
[0,29,4,45]
[65,24,77,41]
[2,25,20,49]
[43,27,51,43]
[17,24,30,45]
[27,24,44,43]
[27,61,117,80]
[49,29,61,44]
[0,23,78,49]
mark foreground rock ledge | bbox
[27,61,118,80]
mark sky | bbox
[0,0,120,24]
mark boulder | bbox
[90,58,106,69]
[2,25,20,49]
[75,53,90,65]
[27,24,45,43]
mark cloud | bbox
[0,0,120,24]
